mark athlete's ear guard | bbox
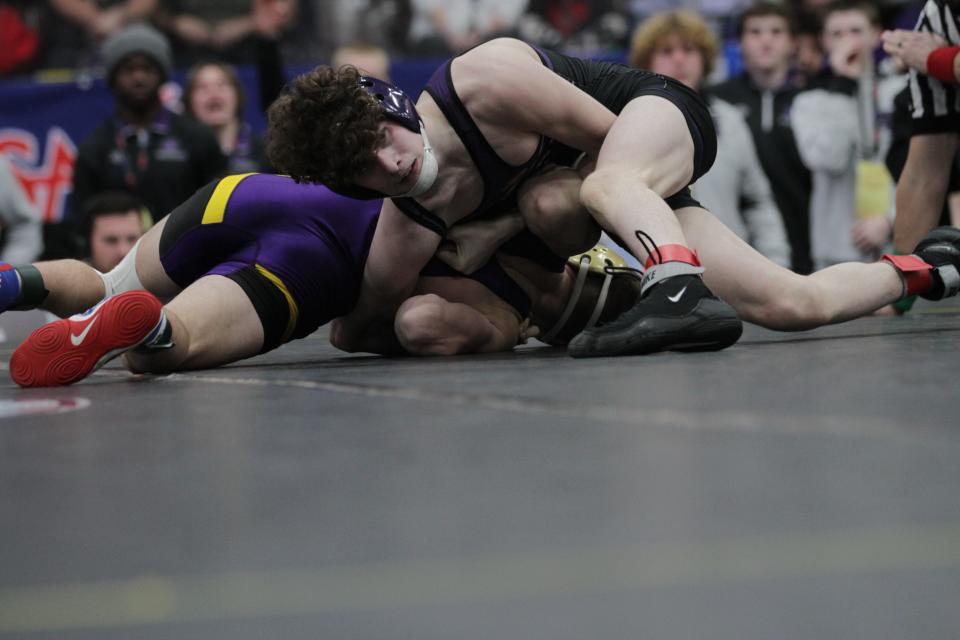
[358,76,422,133]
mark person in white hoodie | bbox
[791,0,901,270]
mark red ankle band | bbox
[927,45,960,84]
[882,253,934,296]
[644,244,700,269]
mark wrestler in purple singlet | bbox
[157,173,532,351]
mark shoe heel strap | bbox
[644,244,701,269]
[882,253,933,297]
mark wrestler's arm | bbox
[330,199,442,353]
[453,38,616,157]
[435,211,526,274]
[438,162,597,273]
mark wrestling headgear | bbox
[358,76,421,133]
[354,76,439,199]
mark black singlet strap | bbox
[393,197,448,237]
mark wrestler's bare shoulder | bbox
[452,39,545,99]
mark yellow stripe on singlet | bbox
[201,173,256,225]
[254,263,300,342]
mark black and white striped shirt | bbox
[909,0,960,133]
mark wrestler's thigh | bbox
[676,206,802,321]
[596,95,695,196]
[165,274,264,368]
[134,216,181,298]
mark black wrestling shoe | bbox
[913,226,960,300]
[567,274,742,358]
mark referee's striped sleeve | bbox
[908,0,960,133]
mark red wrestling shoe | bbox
[9,290,164,388]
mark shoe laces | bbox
[602,264,643,279]
[634,229,662,265]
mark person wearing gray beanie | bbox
[101,23,173,83]
[71,24,226,231]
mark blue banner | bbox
[0,62,437,223]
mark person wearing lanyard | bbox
[71,24,226,228]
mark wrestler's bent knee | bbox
[395,294,453,355]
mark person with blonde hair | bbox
[630,10,791,267]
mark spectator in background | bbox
[72,24,226,224]
[407,0,527,55]
[791,0,899,270]
[628,0,752,44]
[332,42,392,80]
[180,0,290,173]
[0,1,42,76]
[630,10,791,267]
[0,153,43,264]
[710,2,814,273]
[794,8,826,82]
[155,0,296,67]
[184,62,270,173]
[181,5,288,175]
[517,0,630,56]
[43,0,158,70]
[321,0,410,58]
[80,191,146,272]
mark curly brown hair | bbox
[266,65,385,188]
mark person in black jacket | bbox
[71,23,227,225]
[710,2,813,273]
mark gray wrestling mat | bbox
[1,303,959,639]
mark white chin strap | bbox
[396,123,438,198]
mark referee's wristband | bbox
[927,45,960,84]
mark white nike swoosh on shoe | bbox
[667,286,687,303]
[70,316,98,346]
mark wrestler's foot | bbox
[913,226,960,300]
[9,290,165,388]
[567,274,742,358]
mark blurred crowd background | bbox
[0,0,922,71]
[0,0,952,294]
